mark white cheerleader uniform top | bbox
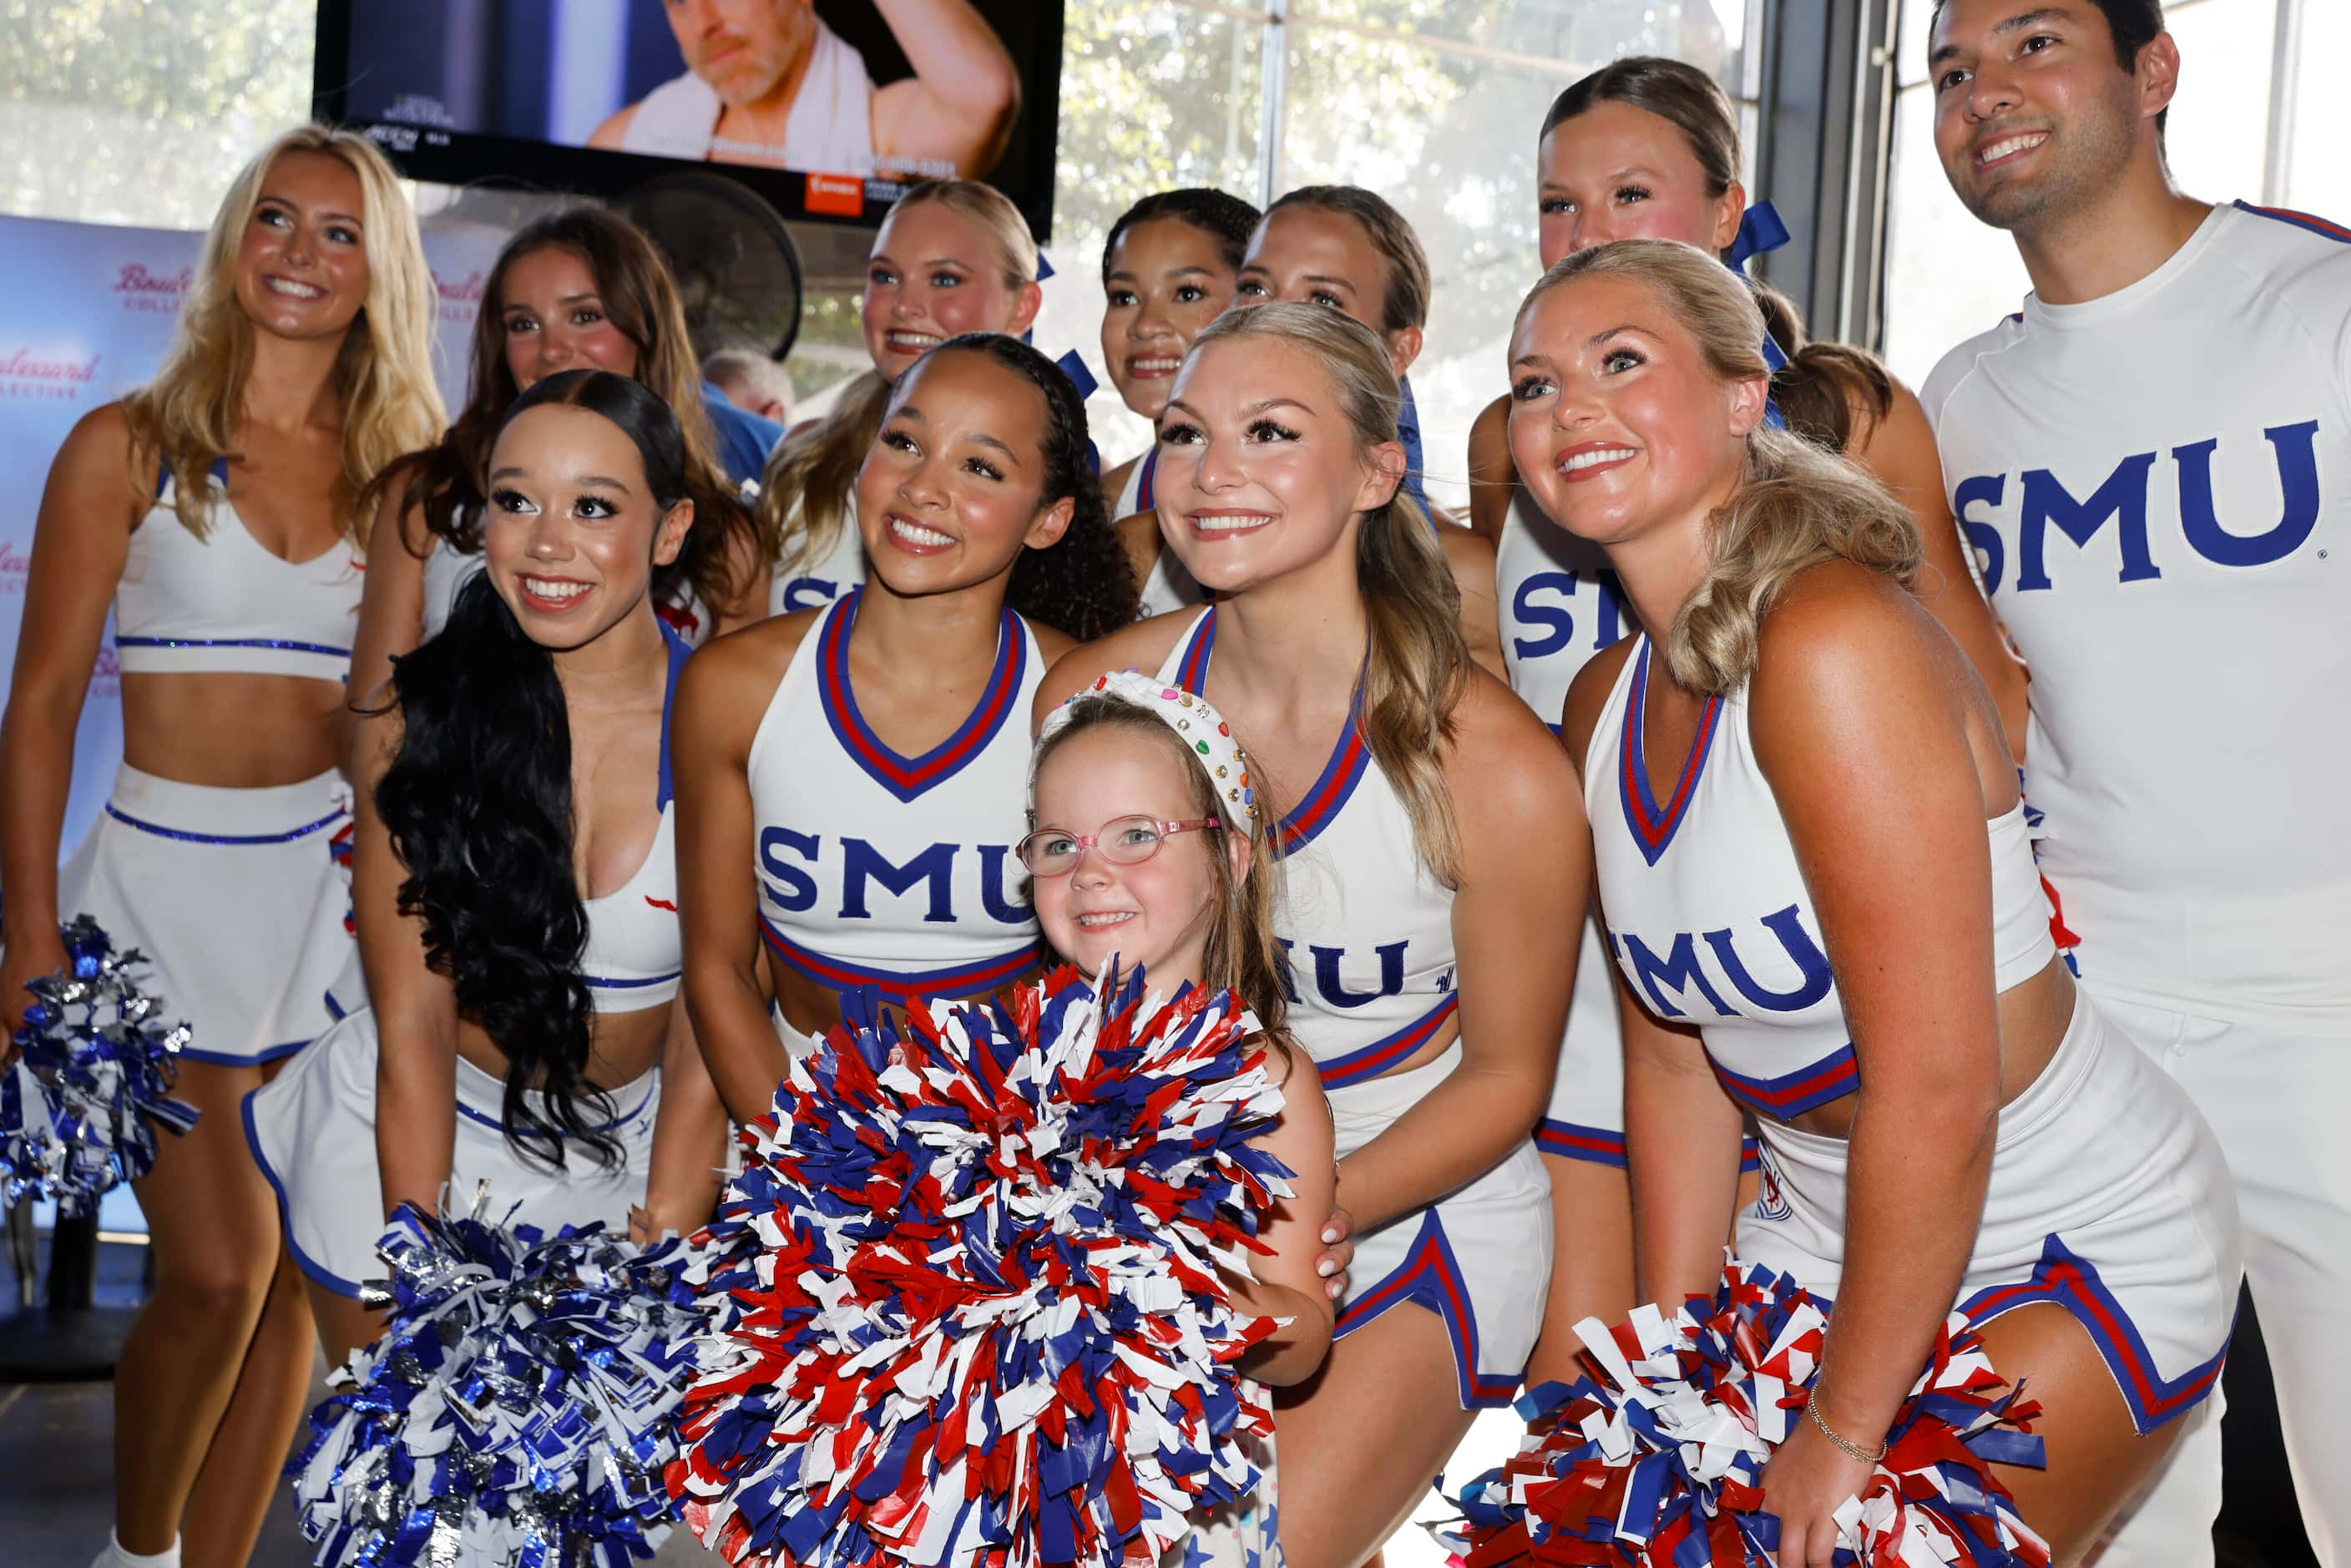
[1496,486,1628,735]
[1156,608,1458,1090]
[619,18,876,175]
[749,589,1044,1008]
[767,496,869,617]
[1923,200,2351,1028]
[577,624,692,1012]
[1586,636,2054,1118]
[1115,447,1203,620]
[114,460,360,682]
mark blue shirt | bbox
[700,381,785,488]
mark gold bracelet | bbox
[1807,1391,1888,1464]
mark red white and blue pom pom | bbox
[288,1198,700,1567]
[667,969,1292,1568]
[1439,1260,2050,1568]
[1,916,197,1211]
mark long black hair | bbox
[905,333,1138,640]
[372,369,690,1169]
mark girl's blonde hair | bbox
[764,179,1039,576]
[1031,695,1289,1044]
[124,124,444,544]
[1186,301,1469,886]
[1521,240,1922,694]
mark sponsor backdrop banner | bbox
[0,213,507,876]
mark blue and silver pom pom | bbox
[289,1197,700,1567]
[668,968,1293,1568]
[1439,1259,2050,1568]
[2,915,197,1211]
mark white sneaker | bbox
[92,1531,181,1568]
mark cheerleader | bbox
[0,128,442,1568]
[245,369,730,1368]
[1028,673,1340,1563]
[345,206,766,734]
[1517,239,2237,1560]
[1233,185,1504,673]
[678,332,1136,1124]
[761,179,1044,619]
[1039,301,1587,1568]
[1096,188,1261,615]
[1468,55,2035,1388]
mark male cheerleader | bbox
[1920,2,2350,1557]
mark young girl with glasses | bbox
[1037,300,1590,1568]
[1024,670,1337,1564]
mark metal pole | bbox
[1257,0,1290,210]
[2262,0,2304,206]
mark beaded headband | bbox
[1036,670,1256,824]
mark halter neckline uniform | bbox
[750,588,1046,1055]
[1584,633,2237,1439]
[1158,607,1551,1409]
[245,624,691,1298]
[1116,447,1205,620]
[12,463,362,1069]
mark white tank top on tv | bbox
[619,18,876,175]
[1922,200,2351,1028]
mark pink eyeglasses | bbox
[1015,815,1220,877]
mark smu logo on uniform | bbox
[759,829,1029,924]
[1509,569,1627,661]
[1954,420,2323,593]
[1613,903,1831,1019]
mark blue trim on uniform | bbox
[1535,1118,1628,1167]
[242,1085,367,1299]
[181,1036,309,1068]
[103,802,347,845]
[2232,199,2351,244]
[1959,1234,2231,1434]
[115,635,352,659]
[758,915,1040,1003]
[451,1074,658,1137]
[1334,1208,1521,1408]
[1170,607,1369,852]
[1707,1043,1860,1119]
[1315,994,1457,1090]
[582,969,683,994]
[1617,642,1720,867]
[656,621,691,811]
[1135,444,1159,513]
[817,589,1025,803]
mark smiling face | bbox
[662,0,815,107]
[1536,100,1743,268]
[854,347,1073,598]
[483,404,691,649]
[499,246,641,393]
[862,202,1040,381]
[1030,725,1240,986]
[1928,0,2155,233]
[1507,271,1766,552]
[1153,334,1403,596]
[1234,206,1421,377]
[233,149,372,345]
[1100,218,1242,421]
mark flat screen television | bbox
[316,0,1064,235]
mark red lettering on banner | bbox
[806,173,863,217]
[0,347,100,383]
[0,539,28,594]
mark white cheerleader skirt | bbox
[242,1004,660,1297]
[1738,993,2240,1434]
[1328,1043,1553,1409]
[53,765,351,1067]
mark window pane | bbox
[1038,0,1267,469]
[0,0,315,229]
[1882,0,2277,390]
[1288,0,1752,62]
[2283,0,2351,219]
[1277,10,1757,516]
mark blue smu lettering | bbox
[778,575,843,612]
[1509,569,1625,660]
[1616,903,1830,1019]
[1274,937,1410,1009]
[756,827,1030,924]
[1954,420,2324,593]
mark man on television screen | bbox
[590,0,1020,180]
